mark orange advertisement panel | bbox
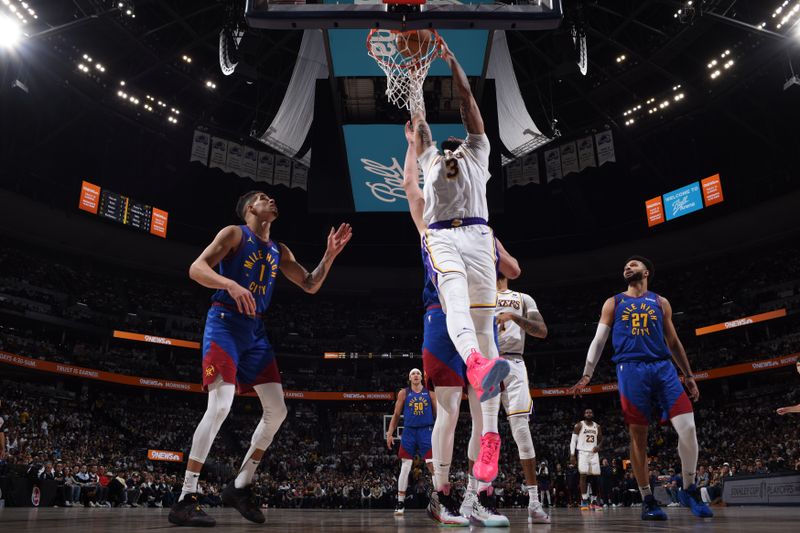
[695,308,787,336]
[645,196,665,227]
[79,181,101,214]
[3,350,797,400]
[148,449,184,462]
[150,208,169,238]
[113,330,200,350]
[701,174,724,206]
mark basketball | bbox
[396,29,434,58]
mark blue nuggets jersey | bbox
[611,291,671,363]
[403,387,434,427]
[211,225,281,315]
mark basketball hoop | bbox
[366,28,442,113]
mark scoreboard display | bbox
[79,181,168,238]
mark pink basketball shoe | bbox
[473,432,501,482]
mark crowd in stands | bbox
[2,239,800,392]
[1,371,799,510]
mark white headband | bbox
[409,368,421,378]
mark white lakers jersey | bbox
[577,421,600,452]
[496,289,538,355]
[419,133,491,225]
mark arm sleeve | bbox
[570,433,578,455]
[583,323,611,379]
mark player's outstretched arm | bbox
[495,238,521,279]
[567,298,615,397]
[403,121,426,234]
[661,297,700,402]
[189,225,257,316]
[440,40,484,135]
[777,404,800,415]
[279,224,353,294]
[386,389,407,449]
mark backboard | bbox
[245,0,563,31]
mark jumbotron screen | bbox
[78,180,168,238]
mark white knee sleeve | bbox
[432,387,461,488]
[438,272,481,363]
[189,378,235,463]
[470,308,499,360]
[398,459,413,493]
[467,386,482,461]
[671,412,698,489]
[249,383,288,451]
[509,416,536,460]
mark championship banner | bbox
[78,181,101,214]
[256,152,275,184]
[189,130,210,166]
[274,156,292,187]
[505,158,523,188]
[595,130,616,166]
[148,450,184,462]
[544,147,562,182]
[577,136,596,171]
[113,330,200,350]
[241,147,259,180]
[701,173,724,206]
[560,142,579,176]
[209,137,228,170]
[695,309,787,336]
[522,152,540,185]
[226,142,244,176]
[291,164,309,190]
[533,353,799,398]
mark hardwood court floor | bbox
[0,505,792,532]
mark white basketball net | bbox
[367,29,442,113]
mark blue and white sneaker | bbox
[641,494,668,521]
[678,484,714,518]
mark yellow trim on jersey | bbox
[506,398,534,417]
[423,230,461,275]
[470,302,497,309]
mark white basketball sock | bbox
[179,471,200,501]
[431,387,461,490]
[526,484,540,505]
[234,459,260,489]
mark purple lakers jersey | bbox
[211,225,281,315]
[611,291,671,363]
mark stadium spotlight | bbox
[0,14,22,49]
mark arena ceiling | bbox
[0,0,799,258]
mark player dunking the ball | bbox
[386,368,436,515]
[402,123,520,527]
[568,256,713,521]
[168,192,352,527]
[409,38,510,493]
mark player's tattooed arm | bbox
[440,40,484,134]
[278,224,353,294]
[508,311,548,339]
